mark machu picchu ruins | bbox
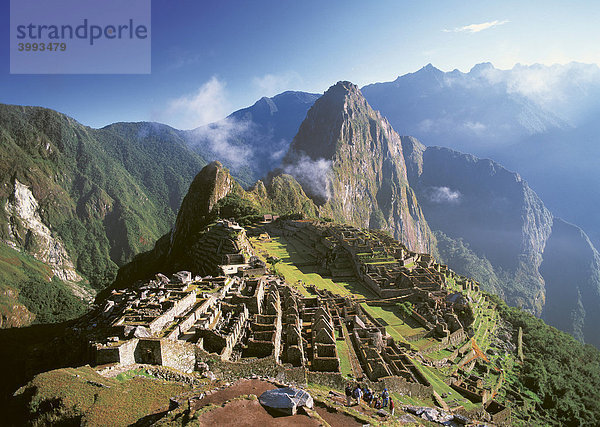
[84,218,511,423]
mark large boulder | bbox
[258,387,313,416]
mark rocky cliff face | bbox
[282,82,434,253]
[5,179,83,284]
[401,137,553,313]
[169,161,243,255]
[541,219,600,347]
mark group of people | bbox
[344,383,395,415]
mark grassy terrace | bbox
[359,303,426,345]
[426,348,454,361]
[251,235,376,299]
[444,274,499,353]
[334,329,353,377]
[413,363,479,410]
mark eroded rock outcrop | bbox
[5,179,82,283]
[0,286,35,328]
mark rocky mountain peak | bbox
[169,161,241,253]
[469,62,495,74]
[281,81,434,253]
[327,80,360,97]
[284,81,380,162]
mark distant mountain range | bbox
[180,63,600,251]
[0,105,208,326]
[362,62,600,250]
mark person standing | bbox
[353,385,363,405]
[389,396,395,416]
[381,388,390,407]
[345,383,353,406]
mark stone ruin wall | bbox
[148,291,197,335]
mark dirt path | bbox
[195,399,320,427]
[315,403,363,426]
[192,378,370,426]
[192,379,276,409]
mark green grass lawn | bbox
[359,303,426,344]
[334,329,354,377]
[426,348,454,361]
[251,236,376,298]
[414,363,479,410]
[115,367,153,382]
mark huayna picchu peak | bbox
[282,81,434,254]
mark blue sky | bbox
[1,0,599,129]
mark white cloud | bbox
[417,117,455,134]
[270,144,288,161]
[426,186,462,204]
[444,20,509,33]
[187,118,255,169]
[418,118,435,132]
[156,76,230,129]
[283,154,332,201]
[252,71,303,97]
[479,62,600,123]
[464,121,486,134]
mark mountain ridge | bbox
[0,103,209,325]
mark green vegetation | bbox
[251,235,374,298]
[115,367,153,382]
[0,243,87,324]
[0,105,211,323]
[398,301,413,317]
[334,329,353,377]
[489,293,600,425]
[436,231,502,296]
[209,193,263,226]
[360,304,412,343]
[13,365,191,425]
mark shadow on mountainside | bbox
[0,321,87,420]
